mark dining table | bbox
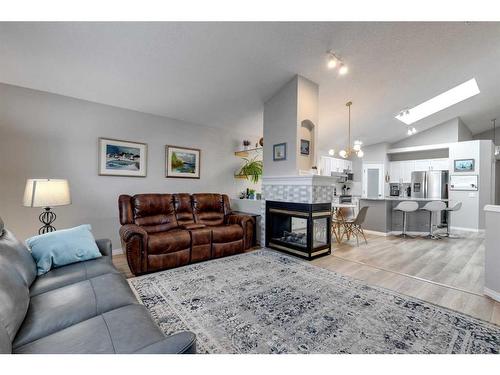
[331,203,357,244]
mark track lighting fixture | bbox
[407,127,417,136]
[326,50,348,76]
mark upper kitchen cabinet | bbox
[389,160,415,183]
[319,156,353,176]
[389,158,448,183]
[414,158,449,171]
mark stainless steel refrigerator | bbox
[411,170,448,199]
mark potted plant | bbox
[237,157,263,183]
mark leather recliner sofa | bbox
[119,193,255,275]
[0,217,196,354]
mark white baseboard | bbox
[450,226,484,233]
[362,229,389,236]
[112,248,123,255]
[388,231,431,236]
[484,287,500,302]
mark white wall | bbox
[263,77,298,176]
[0,83,258,247]
[296,76,319,172]
[390,118,465,149]
[448,140,494,230]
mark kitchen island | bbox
[359,197,449,235]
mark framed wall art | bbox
[273,143,287,161]
[166,145,201,179]
[98,138,147,177]
[300,139,310,155]
[454,159,474,172]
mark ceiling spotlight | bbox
[328,149,335,156]
[326,50,348,75]
[339,63,348,75]
[327,56,338,69]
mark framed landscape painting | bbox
[98,138,147,177]
[166,145,201,179]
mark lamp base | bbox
[39,207,56,234]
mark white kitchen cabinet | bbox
[389,159,447,183]
[389,161,402,183]
[429,158,449,171]
[320,156,352,175]
[402,160,415,182]
[414,159,430,171]
[389,160,414,183]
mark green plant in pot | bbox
[237,157,263,183]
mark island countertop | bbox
[358,197,449,234]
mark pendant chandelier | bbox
[339,101,363,158]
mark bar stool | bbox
[394,201,419,237]
[444,202,462,238]
[421,201,447,239]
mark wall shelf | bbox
[234,147,263,157]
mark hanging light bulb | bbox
[339,149,347,158]
[356,149,364,158]
[411,127,417,135]
[353,140,362,151]
[338,63,348,75]
[328,149,335,156]
[407,128,413,136]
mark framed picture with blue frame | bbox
[273,143,287,161]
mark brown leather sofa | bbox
[119,193,255,275]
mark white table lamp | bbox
[23,179,71,234]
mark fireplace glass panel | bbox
[270,214,308,248]
[313,217,328,247]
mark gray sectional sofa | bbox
[0,217,196,354]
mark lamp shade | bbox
[23,179,71,208]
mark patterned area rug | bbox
[128,250,500,354]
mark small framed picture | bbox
[166,145,201,179]
[273,143,287,161]
[98,138,147,177]
[454,159,475,172]
[300,139,310,155]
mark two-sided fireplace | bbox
[265,200,331,260]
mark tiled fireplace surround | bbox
[260,175,336,245]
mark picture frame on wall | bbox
[98,137,147,177]
[300,139,310,155]
[166,145,201,179]
[273,142,287,161]
[454,159,475,172]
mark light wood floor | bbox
[113,232,500,326]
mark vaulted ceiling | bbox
[1,22,500,151]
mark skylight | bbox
[396,78,480,125]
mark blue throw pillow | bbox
[26,224,102,276]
